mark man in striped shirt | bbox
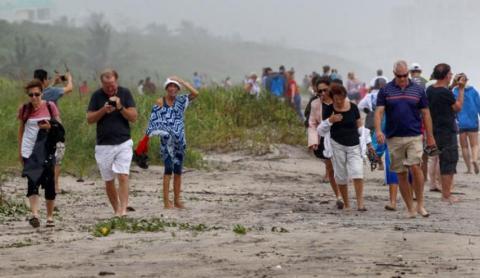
[374,60,436,218]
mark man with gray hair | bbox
[87,69,138,217]
[374,60,436,218]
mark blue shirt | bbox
[453,86,480,129]
[376,80,428,138]
[193,76,202,89]
[42,87,64,104]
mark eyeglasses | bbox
[395,73,409,79]
[28,93,41,97]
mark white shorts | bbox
[95,139,133,181]
[330,139,363,185]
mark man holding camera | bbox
[87,69,137,217]
[34,69,73,196]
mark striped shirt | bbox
[376,80,428,138]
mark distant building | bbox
[0,0,53,23]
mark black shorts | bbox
[459,127,479,133]
[435,133,458,175]
[23,158,56,200]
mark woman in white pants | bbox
[319,83,371,211]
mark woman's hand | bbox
[38,120,51,130]
[309,144,318,151]
[328,112,343,124]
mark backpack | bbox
[270,75,285,97]
[21,101,65,142]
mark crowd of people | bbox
[16,58,480,228]
[307,60,480,218]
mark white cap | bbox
[409,63,422,72]
[164,79,181,89]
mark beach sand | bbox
[1,145,480,277]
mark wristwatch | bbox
[118,106,124,112]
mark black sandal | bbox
[29,216,40,228]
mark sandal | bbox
[29,216,40,228]
[336,199,344,210]
[385,205,396,211]
[46,220,55,228]
[357,207,368,212]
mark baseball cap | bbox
[409,63,422,72]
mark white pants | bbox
[95,139,133,181]
[330,139,363,185]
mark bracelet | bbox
[118,106,124,112]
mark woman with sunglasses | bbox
[307,76,343,209]
[18,79,61,228]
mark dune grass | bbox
[0,79,306,178]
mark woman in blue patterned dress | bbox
[146,76,199,209]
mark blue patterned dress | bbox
[146,95,189,174]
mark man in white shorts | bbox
[87,69,137,216]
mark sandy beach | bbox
[1,144,480,278]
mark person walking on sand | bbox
[452,73,480,175]
[319,84,374,211]
[375,60,436,218]
[18,79,63,228]
[144,76,199,209]
[307,76,343,209]
[427,64,465,203]
[87,69,137,217]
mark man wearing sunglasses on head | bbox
[374,60,436,219]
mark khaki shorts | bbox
[387,136,423,173]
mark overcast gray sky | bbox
[2,0,478,82]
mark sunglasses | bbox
[395,73,409,79]
[28,93,41,97]
[317,88,329,93]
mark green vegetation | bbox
[233,224,248,235]
[92,217,222,237]
[0,198,29,223]
[0,78,305,177]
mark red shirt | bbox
[286,79,298,99]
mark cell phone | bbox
[108,100,117,107]
[38,120,48,125]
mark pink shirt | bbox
[18,101,60,158]
[307,98,323,147]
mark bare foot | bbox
[174,202,185,209]
[442,195,460,204]
[406,210,417,218]
[417,207,429,217]
[473,162,479,175]
[164,201,174,209]
[464,170,472,174]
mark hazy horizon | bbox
[1,0,479,83]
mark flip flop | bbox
[357,207,368,212]
[46,220,55,228]
[385,205,396,211]
[29,216,40,228]
[429,188,441,192]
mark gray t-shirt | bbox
[42,87,65,104]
